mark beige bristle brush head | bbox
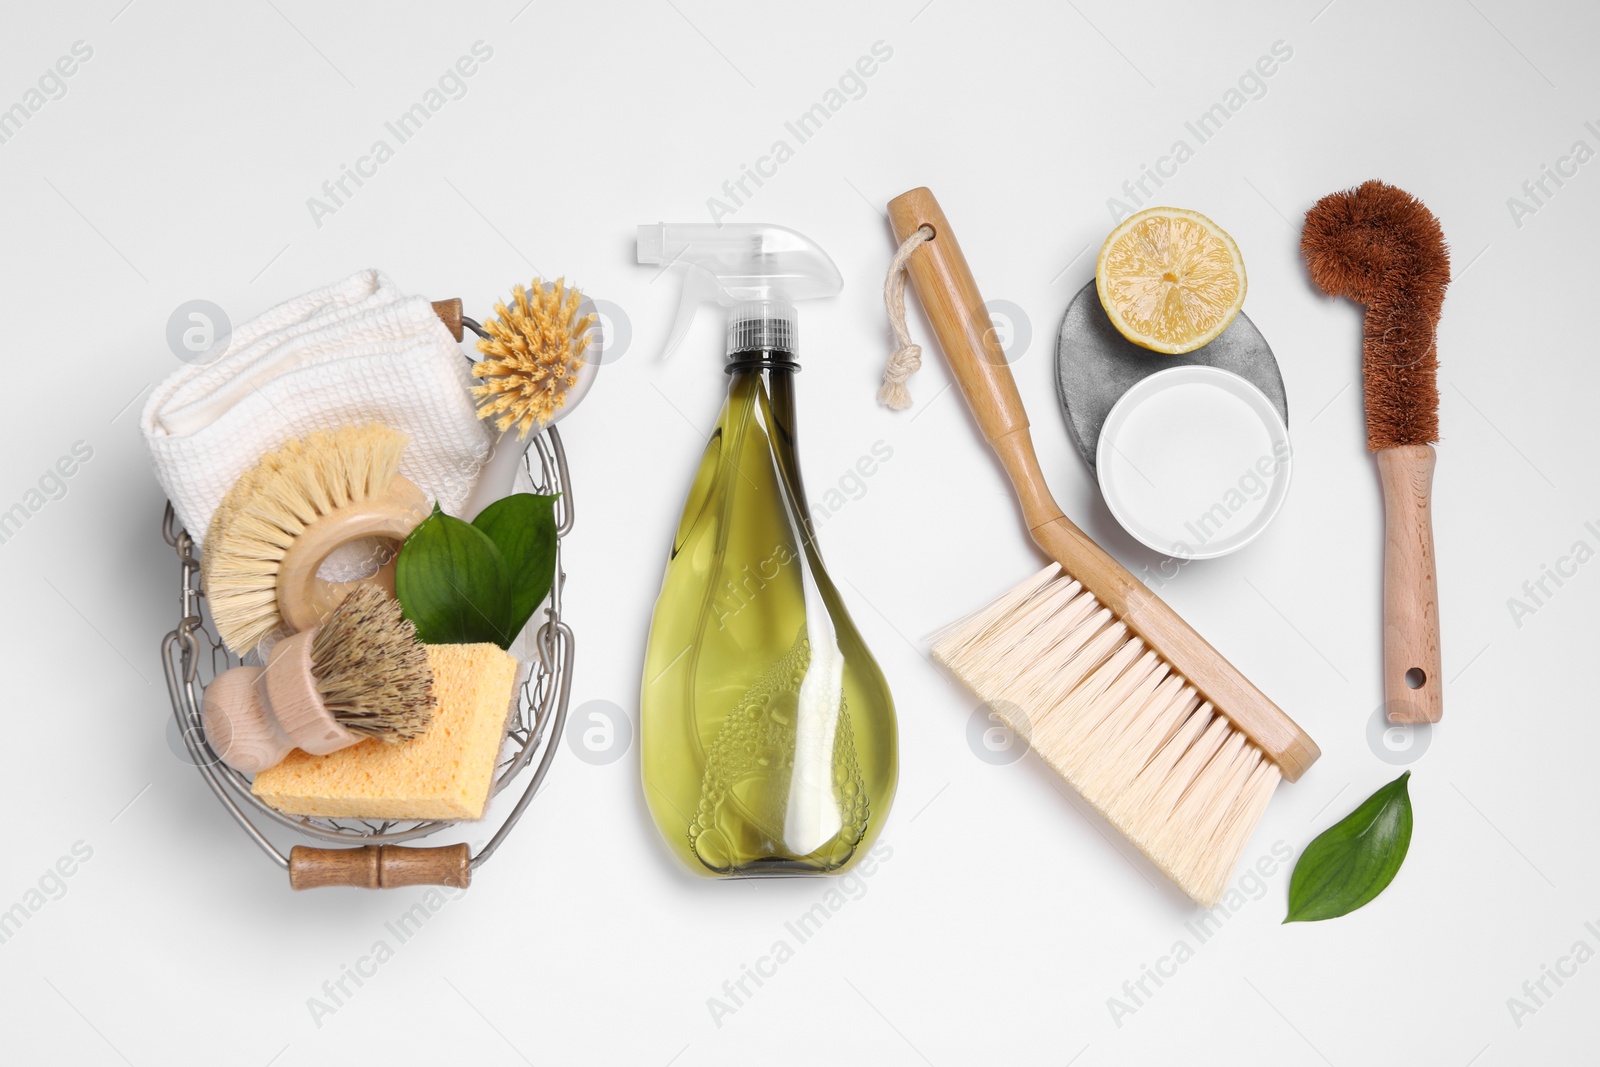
[202,424,429,655]
[931,566,1287,905]
[202,585,435,775]
[472,278,597,439]
[889,187,1319,908]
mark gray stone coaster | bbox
[1055,279,1289,471]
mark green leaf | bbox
[1285,771,1413,923]
[472,493,559,641]
[394,503,517,647]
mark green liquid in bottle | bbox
[641,366,897,876]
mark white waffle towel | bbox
[142,270,492,550]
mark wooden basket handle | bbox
[432,298,465,342]
[887,186,1319,781]
[289,844,471,890]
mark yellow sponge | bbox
[253,643,518,821]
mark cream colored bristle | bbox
[202,424,411,654]
[931,563,1284,906]
[472,277,595,439]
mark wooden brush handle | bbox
[888,187,1319,781]
[276,475,430,635]
[289,844,472,890]
[1376,445,1443,723]
[201,666,290,774]
[262,630,359,754]
[201,631,361,774]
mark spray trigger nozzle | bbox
[636,223,843,361]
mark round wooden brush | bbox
[202,586,435,774]
[202,424,430,654]
[459,278,598,520]
[1302,180,1449,725]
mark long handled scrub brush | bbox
[885,188,1320,906]
[1301,180,1449,725]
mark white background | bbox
[2,1,1596,1064]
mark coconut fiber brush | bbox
[1302,180,1449,725]
[886,187,1320,907]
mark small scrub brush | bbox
[202,585,435,775]
[459,279,599,520]
[473,278,596,436]
[202,424,430,654]
[1301,180,1450,724]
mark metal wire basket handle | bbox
[160,427,576,891]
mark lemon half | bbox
[1095,207,1247,355]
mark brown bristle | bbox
[1300,180,1450,451]
[310,585,435,742]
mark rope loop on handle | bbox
[878,225,934,410]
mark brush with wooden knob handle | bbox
[1303,180,1449,725]
[202,586,434,774]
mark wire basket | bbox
[160,429,575,890]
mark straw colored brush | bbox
[202,424,429,654]
[1301,180,1449,725]
[459,278,598,519]
[203,585,435,775]
[887,188,1319,906]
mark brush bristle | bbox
[202,424,411,654]
[1300,180,1450,451]
[310,585,434,741]
[931,564,1281,907]
[472,278,595,439]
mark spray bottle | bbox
[636,223,897,877]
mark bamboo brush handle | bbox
[289,844,471,890]
[201,633,361,774]
[1377,445,1443,723]
[888,187,1319,781]
[276,475,430,635]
